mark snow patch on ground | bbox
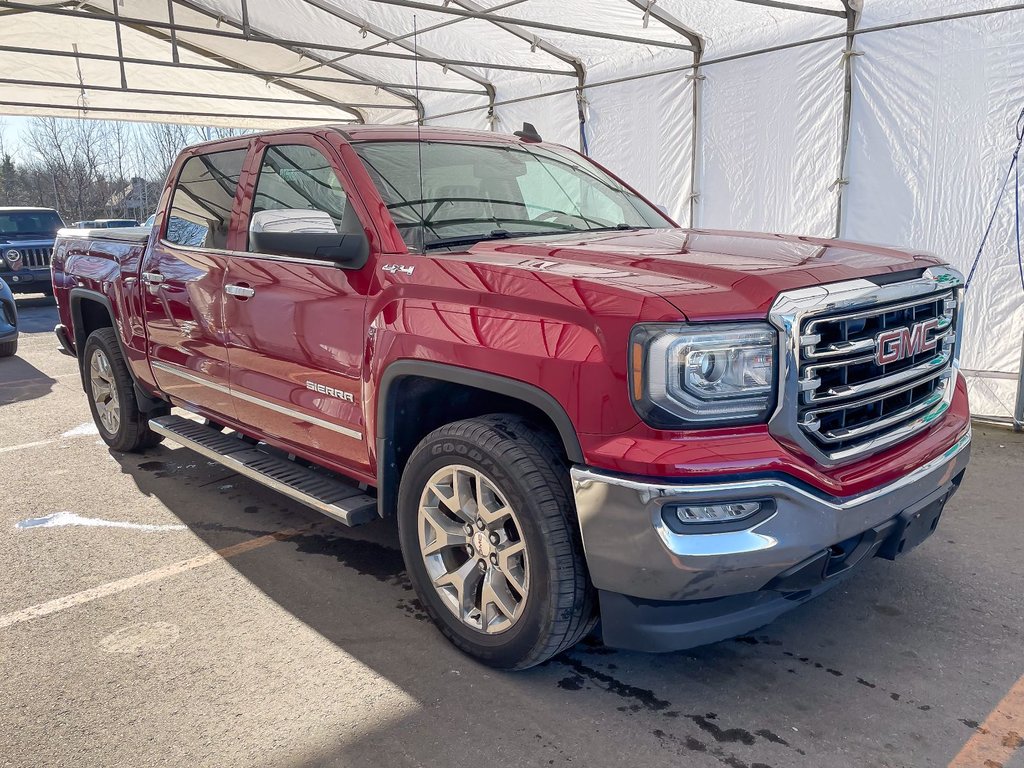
[16,512,186,532]
[61,422,99,438]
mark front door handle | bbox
[225,283,255,299]
[141,271,165,285]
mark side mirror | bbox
[249,209,369,268]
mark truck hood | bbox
[467,228,944,320]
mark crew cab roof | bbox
[183,124,543,152]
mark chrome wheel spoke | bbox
[418,463,530,634]
[481,570,519,625]
[496,539,528,596]
[421,503,469,556]
[434,556,484,617]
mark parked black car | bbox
[0,207,65,294]
[0,276,17,357]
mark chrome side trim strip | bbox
[151,360,363,441]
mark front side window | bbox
[352,141,668,250]
[165,148,247,250]
[249,144,360,249]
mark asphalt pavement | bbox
[1,294,1022,768]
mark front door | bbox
[223,135,374,474]
[141,145,248,422]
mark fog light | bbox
[672,501,763,524]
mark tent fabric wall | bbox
[696,39,846,236]
[0,0,1021,419]
[844,4,1024,421]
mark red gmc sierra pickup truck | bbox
[51,125,971,669]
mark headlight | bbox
[4,249,21,265]
[630,323,777,428]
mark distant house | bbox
[106,177,160,220]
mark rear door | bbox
[141,145,248,421]
[223,134,375,474]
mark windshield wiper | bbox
[422,224,655,251]
[423,229,548,251]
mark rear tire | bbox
[83,328,164,452]
[0,339,16,358]
[398,414,596,670]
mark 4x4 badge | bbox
[382,264,415,276]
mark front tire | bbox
[0,339,16,358]
[398,414,596,670]
[83,328,163,452]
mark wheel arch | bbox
[70,287,165,413]
[375,360,584,518]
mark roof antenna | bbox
[413,15,426,254]
[514,122,543,143]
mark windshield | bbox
[0,210,65,240]
[352,141,669,250]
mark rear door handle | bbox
[141,271,165,285]
[225,283,255,299]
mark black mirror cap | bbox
[250,230,369,269]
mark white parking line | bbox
[0,525,313,630]
[0,440,53,454]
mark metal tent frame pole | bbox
[448,0,587,145]
[401,4,1024,124]
[293,0,497,124]
[1016,333,1024,431]
[835,0,862,237]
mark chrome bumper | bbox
[570,429,972,602]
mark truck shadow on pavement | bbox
[0,355,57,405]
[110,442,993,768]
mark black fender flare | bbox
[375,360,584,516]
[69,287,166,413]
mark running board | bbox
[149,415,377,527]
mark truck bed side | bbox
[52,227,160,397]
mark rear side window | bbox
[165,149,247,250]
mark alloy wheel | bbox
[89,348,120,436]
[417,464,530,634]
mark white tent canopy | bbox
[1,0,1022,423]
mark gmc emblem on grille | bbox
[875,318,940,365]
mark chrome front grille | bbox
[770,268,963,465]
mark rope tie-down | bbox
[966,105,1024,293]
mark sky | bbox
[0,116,34,157]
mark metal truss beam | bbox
[731,0,847,18]
[296,0,497,117]
[0,100,359,123]
[447,0,585,143]
[622,0,703,53]
[366,0,698,51]
[0,1,576,77]
[0,43,484,96]
[0,78,415,110]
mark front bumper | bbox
[0,268,51,292]
[571,428,971,651]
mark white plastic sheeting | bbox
[844,3,1024,421]
[0,0,1022,419]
